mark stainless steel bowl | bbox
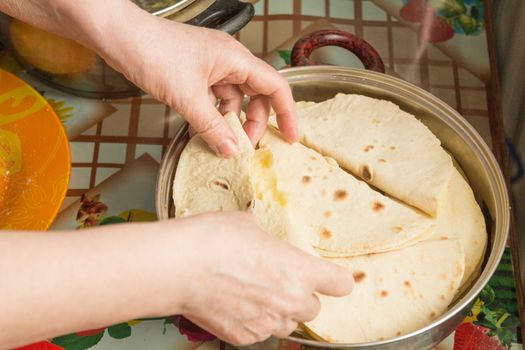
[156,66,509,349]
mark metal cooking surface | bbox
[131,0,198,16]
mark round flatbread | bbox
[305,239,465,343]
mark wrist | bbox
[132,219,196,318]
[54,0,146,57]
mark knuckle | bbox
[272,291,304,317]
[195,117,223,136]
[304,295,321,322]
[222,321,253,346]
[215,84,242,100]
[228,332,249,346]
[229,328,268,346]
[273,321,297,338]
[275,79,291,98]
[228,69,250,85]
[257,333,272,343]
[251,329,271,344]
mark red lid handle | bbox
[291,30,386,73]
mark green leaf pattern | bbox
[52,332,104,350]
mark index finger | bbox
[308,258,354,297]
[244,59,298,142]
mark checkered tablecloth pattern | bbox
[62,98,184,208]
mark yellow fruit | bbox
[9,19,97,75]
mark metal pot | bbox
[0,0,254,98]
[156,31,510,349]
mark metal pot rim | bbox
[133,0,198,17]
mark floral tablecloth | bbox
[1,0,523,349]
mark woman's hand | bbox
[0,212,353,348]
[0,0,297,156]
[171,212,354,346]
[95,2,297,156]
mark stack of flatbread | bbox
[173,94,487,344]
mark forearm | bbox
[0,0,142,55]
[0,222,188,349]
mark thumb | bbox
[188,99,239,157]
[309,259,354,297]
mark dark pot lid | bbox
[132,0,199,17]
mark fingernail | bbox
[216,139,239,158]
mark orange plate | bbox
[0,69,70,230]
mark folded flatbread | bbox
[278,93,454,216]
[255,128,435,256]
[305,239,465,343]
[173,112,254,217]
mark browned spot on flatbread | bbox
[440,273,447,280]
[393,226,403,233]
[411,271,416,276]
[333,189,348,201]
[440,295,446,301]
[441,236,449,240]
[310,156,317,161]
[320,227,332,239]
[378,158,387,163]
[389,146,396,150]
[307,167,313,171]
[379,337,385,341]
[404,280,411,287]
[212,179,230,190]
[302,175,311,185]
[372,118,381,124]
[380,290,389,297]
[372,201,385,212]
[246,200,254,209]
[363,144,374,152]
[396,331,402,336]
[429,312,436,319]
[322,175,328,180]
[361,165,373,181]
[353,271,366,283]
[323,211,332,218]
